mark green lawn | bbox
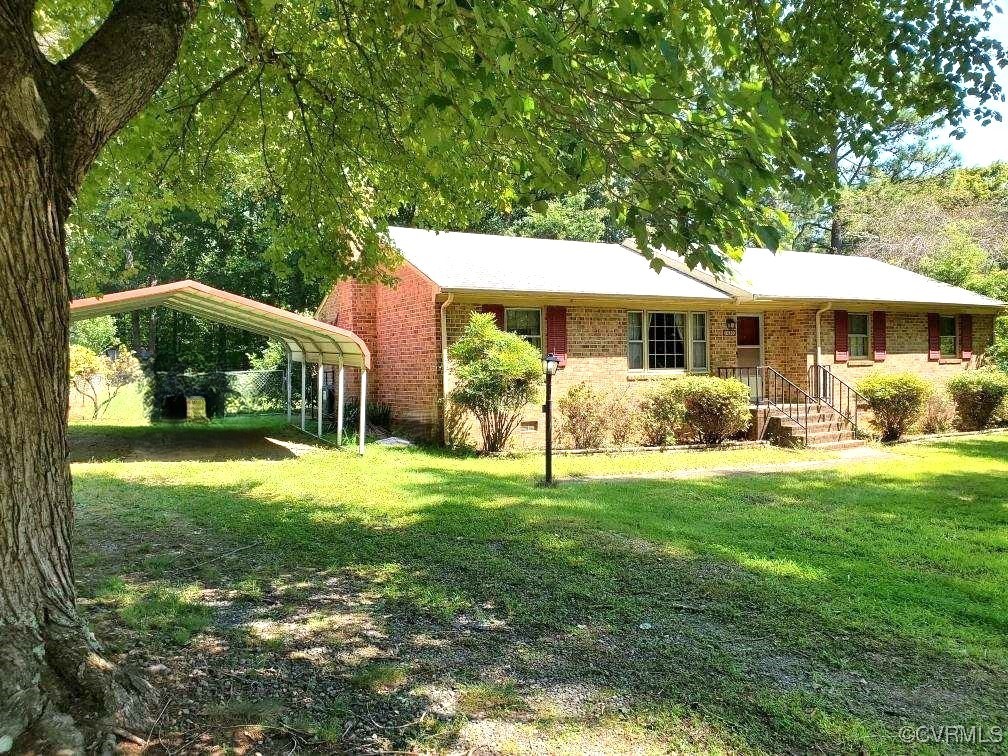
[70,419,1008,754]
[68,380,148,426]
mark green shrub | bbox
[947,370,1008,430]
[557,382,609,449]
[639,379,686,446]
[985,315,1008,372]
[668,376,752,444]
[918,392,955,435]
[449,313,542,453]
[339,398,393,437]
[609,392,641,447]
[857,372,930,442]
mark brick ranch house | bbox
[317,226,1004,448]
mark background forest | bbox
[73,159,1008,375]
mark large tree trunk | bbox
[1,1,195,750]
[0,64,154,756]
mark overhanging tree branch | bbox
[49,0,198,197]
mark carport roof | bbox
[70,280,370,369]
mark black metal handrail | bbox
[716,365,814,445]
[809,364,866,433]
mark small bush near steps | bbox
[667,376,752,444]
[947,370,1008,430]
[857,372,930,442]
[918,392,955,435]
[638,376,750,446]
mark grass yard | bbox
[69,419,1008,754]
[68,380,148,425]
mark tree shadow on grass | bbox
[913,434,1008,463]
[71,454,1008,754]
[69,422,325,463]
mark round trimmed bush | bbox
[639,379,686,446]
[668,376,752,444]
[857,372,930,442]
[947,370,1008,430]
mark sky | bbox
[933,13,1008,166]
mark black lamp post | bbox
[542,353,560,486]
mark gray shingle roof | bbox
[386,226,1004,310]
[723,248,1004,308]
[387,226,732,301]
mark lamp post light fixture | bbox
[542,353,560,486]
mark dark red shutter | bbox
[834,310,849,363]
[960,314,973,360]
[545,306,568,367]
[872,311,887,362]
[927,313,940,361]
[480,304,505,329]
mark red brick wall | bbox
[818,310,995,385]
[319,266,441,436]
[320,285,999,446]
[764,309,817,389]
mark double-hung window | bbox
[627,312,645,370]
[627,310,708,372]
[505,308,542,349]
[939,315,957,357]
[691,313,708,371]
[848,313,870,359]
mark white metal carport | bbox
[70,280,371,453]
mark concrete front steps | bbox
[755,404,865,450]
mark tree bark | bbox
[0,1,196,750]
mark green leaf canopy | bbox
[48,0,1005,280]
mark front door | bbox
[736,315,763,398]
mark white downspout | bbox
[439,293,454,442]
[814,302,833,399]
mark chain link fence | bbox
[224,369,287,415]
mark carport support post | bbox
[300,360,306,431]
[286,353,292,423]
[317,361,324,438]
[358,369,367,455]
[336,362,345,446]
